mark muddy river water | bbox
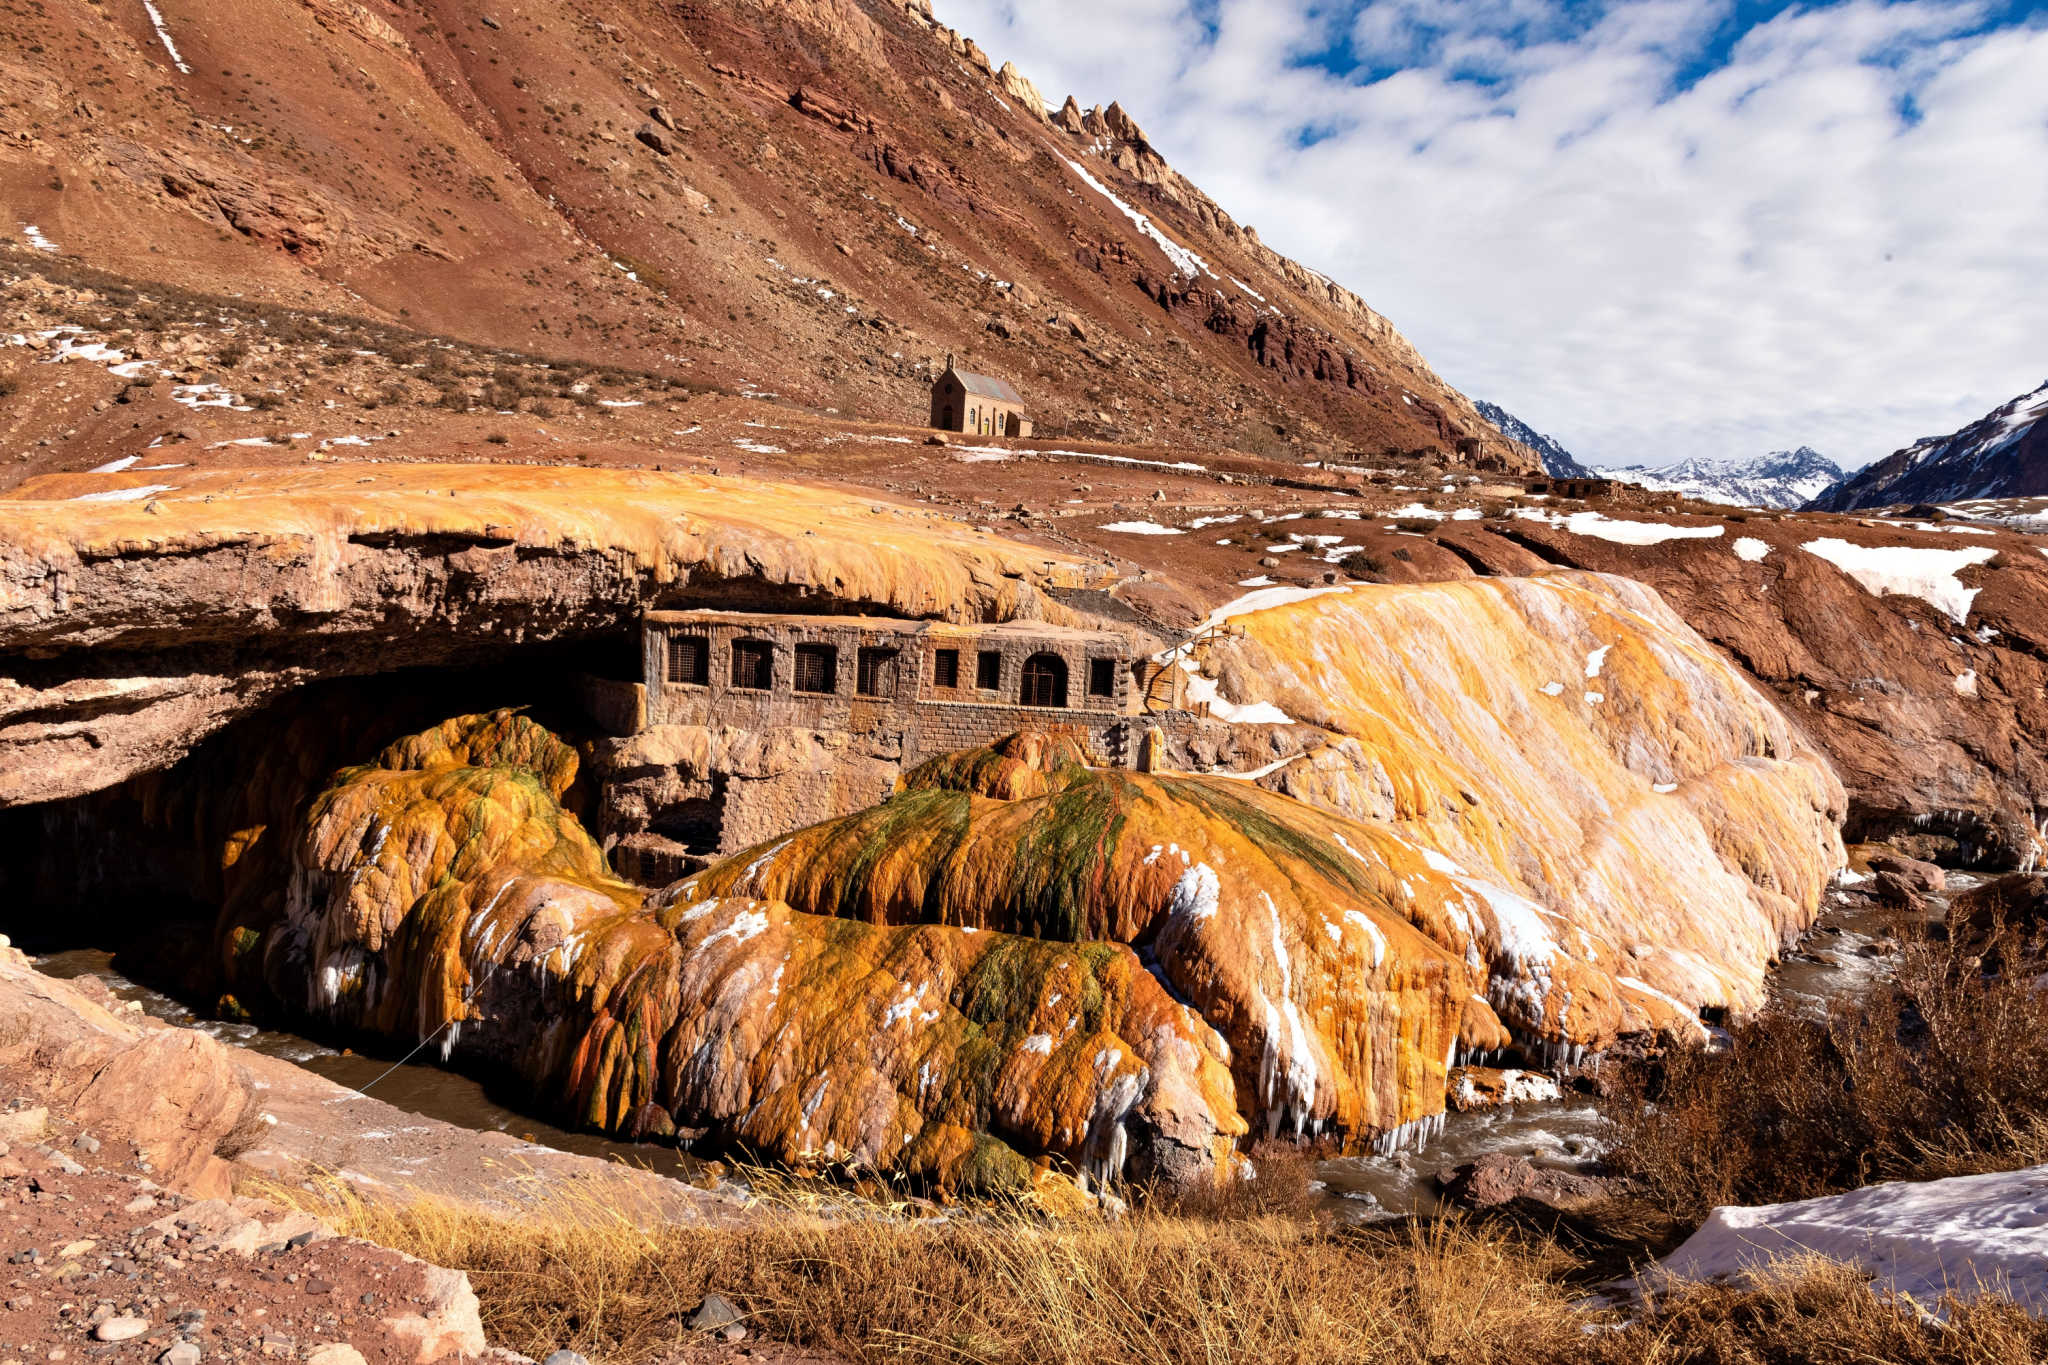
[35,874,1954,1217]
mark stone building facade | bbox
[585,610,1139,881]
[642,609,1129,744]
[930,359,1032,438]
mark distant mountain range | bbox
[1806,380,2048,512]
[1475,401,1593,478]
[1477,401,1845,509]
[1599,447,1848,511]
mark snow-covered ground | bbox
[1653,1164,2048,1315]
[1098,520,1182,535]
[1513,507,1727,546]
[1800,538,1997,625]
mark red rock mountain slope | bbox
[0,0,1530,468]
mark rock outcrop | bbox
[0,952,253,1198]
[243,713,1244,1193]
[0,464,1103,808]
[671,571,1846,1146]
[678,729,1503,1147]
[1194,576,1846,1018]
[1446,512,2048,865]
[0,563,1850,1186]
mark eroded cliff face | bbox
[1435,515,2048,866]
[0,464,1103,808]
[20,571,1848,1183]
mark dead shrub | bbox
[1158,1139,1321,1222]
[1603,926,2048,1224]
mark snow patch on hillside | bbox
[1514,508,1726,546]
[69,483,176,503]
[141,0,192,73]
[1800,538,1997,624]
[1060,157,1213,281]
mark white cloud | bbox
[939,0,2048,469]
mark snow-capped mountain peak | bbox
[1474,400,1593,478]
[1597,447,1848,510]
[1809,380,2048,512]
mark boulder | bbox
[382,1260,486,1363]
[1446,1066,1562,1112]
[634,123,674,156]
[1865,849,1945,894]
[1871,869,1928,912]
[0,949,252,1198]
[1435,1152,1614,1214]
[1947,873,2048,970]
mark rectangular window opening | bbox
[976,650,1002,691]
[731,639,773,690]
[793,643,837,694]
[1087,657,1116,699]
[666,633,709,686]
[857,646,900,698]
[933,648,960,689]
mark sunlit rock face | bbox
[224,567,1846,1176]
[1201,575,1847,1027]
[0,464,1106,808]
[677,731,1502,1147]
[255,712,1243,1193]
[679,575,1846,1146]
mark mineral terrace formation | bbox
[214,576,1843,1183]
[266,713,1244,1193]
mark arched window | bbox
[1019,652,1068,708]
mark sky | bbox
[939,0,2048,470]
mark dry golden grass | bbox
[272,1169,2047,1365]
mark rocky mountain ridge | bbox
[1808,380,2048,512]
[1597,447,1847,510]
[1473,401,1592,478]
[0,0,1533,469]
